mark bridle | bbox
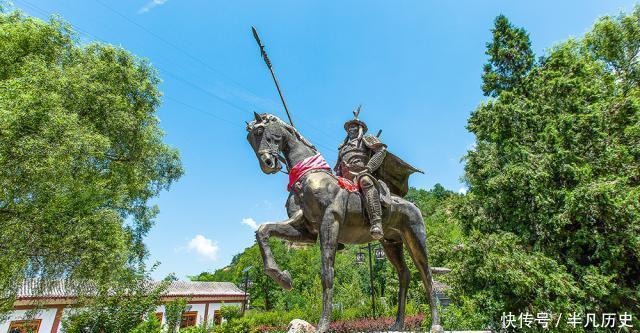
[259,148,289,174]
[249,114,318,175]
[257,133,290,174]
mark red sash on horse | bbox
[287,153,358,193]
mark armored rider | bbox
[335,107,387,240]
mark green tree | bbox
[0,8,182,314]
[165,298,189,333]
[455,8,640,330]
[62,270,170,333]
[220,305,242,321]
[481,15,534,97]
[130,314,162,333]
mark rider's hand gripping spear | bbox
[251,26,295,127]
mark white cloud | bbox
[458,187,468,195]
[187,235,219,261]
[241,217,260,231]
[138,0,169,14]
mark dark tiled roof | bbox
[16,280,244,299]
[17,280,84,299]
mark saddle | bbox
[376,179,394,208]
[335,178,393,251]
[337,175,393,208]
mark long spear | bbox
[251,26,295,127]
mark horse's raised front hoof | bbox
[277,270,293,290]
[388,321,404,331]
[265,268,293,290]
[430,324,444,333]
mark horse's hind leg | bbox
[256,210,316,290]
[400,206,443,333]
[317,209,340,333]
[381,240,410,331]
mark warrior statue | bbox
[336,106,424,240]
[248,27,442,333]
[335,107,384,239]
[246,112,442,333]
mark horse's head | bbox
[246,112,288,174]
[247,112,318,174]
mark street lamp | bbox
[239,280,254,290]
[374,246,385,260]
[355,243,385,317]
[241,265,252,315]
[355,251,365,264]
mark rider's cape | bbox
[336,135,423,197]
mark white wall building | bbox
[2,280,247,333]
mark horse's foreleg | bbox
[400,208,443,333]
[255,210,316,290]
[381,240,409,331]
[317,209,339,333]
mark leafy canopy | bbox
[0,8,182,314]
[481,15,535,97]
[455,8,640,330]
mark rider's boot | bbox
[369,218,383,240]
[362,179,384,240]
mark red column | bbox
[50,306,64,333]
[203,303,209,327]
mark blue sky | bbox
[12,0,637,280]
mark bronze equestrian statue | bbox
[246,112,443,333]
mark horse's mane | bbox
[247,113,318,153]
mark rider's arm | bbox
[366,146,387,173]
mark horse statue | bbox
[246,112,443,333]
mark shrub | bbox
[180,325,213,333]
[328,314,425,333]
[243,309,305,328]
[220,305,242,321]
[213,317,251,333]
[130,314,162,333]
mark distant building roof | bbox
[163,281,244,297]
[16,279,244,300]
[17,280,81,299]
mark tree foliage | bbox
[481,15,535,97]
[455,8,640,330]
[62,271,171,333]
[165,298,189,333]
[0,8,182,314]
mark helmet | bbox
[344,105,368,133]
[343,119,368,133]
